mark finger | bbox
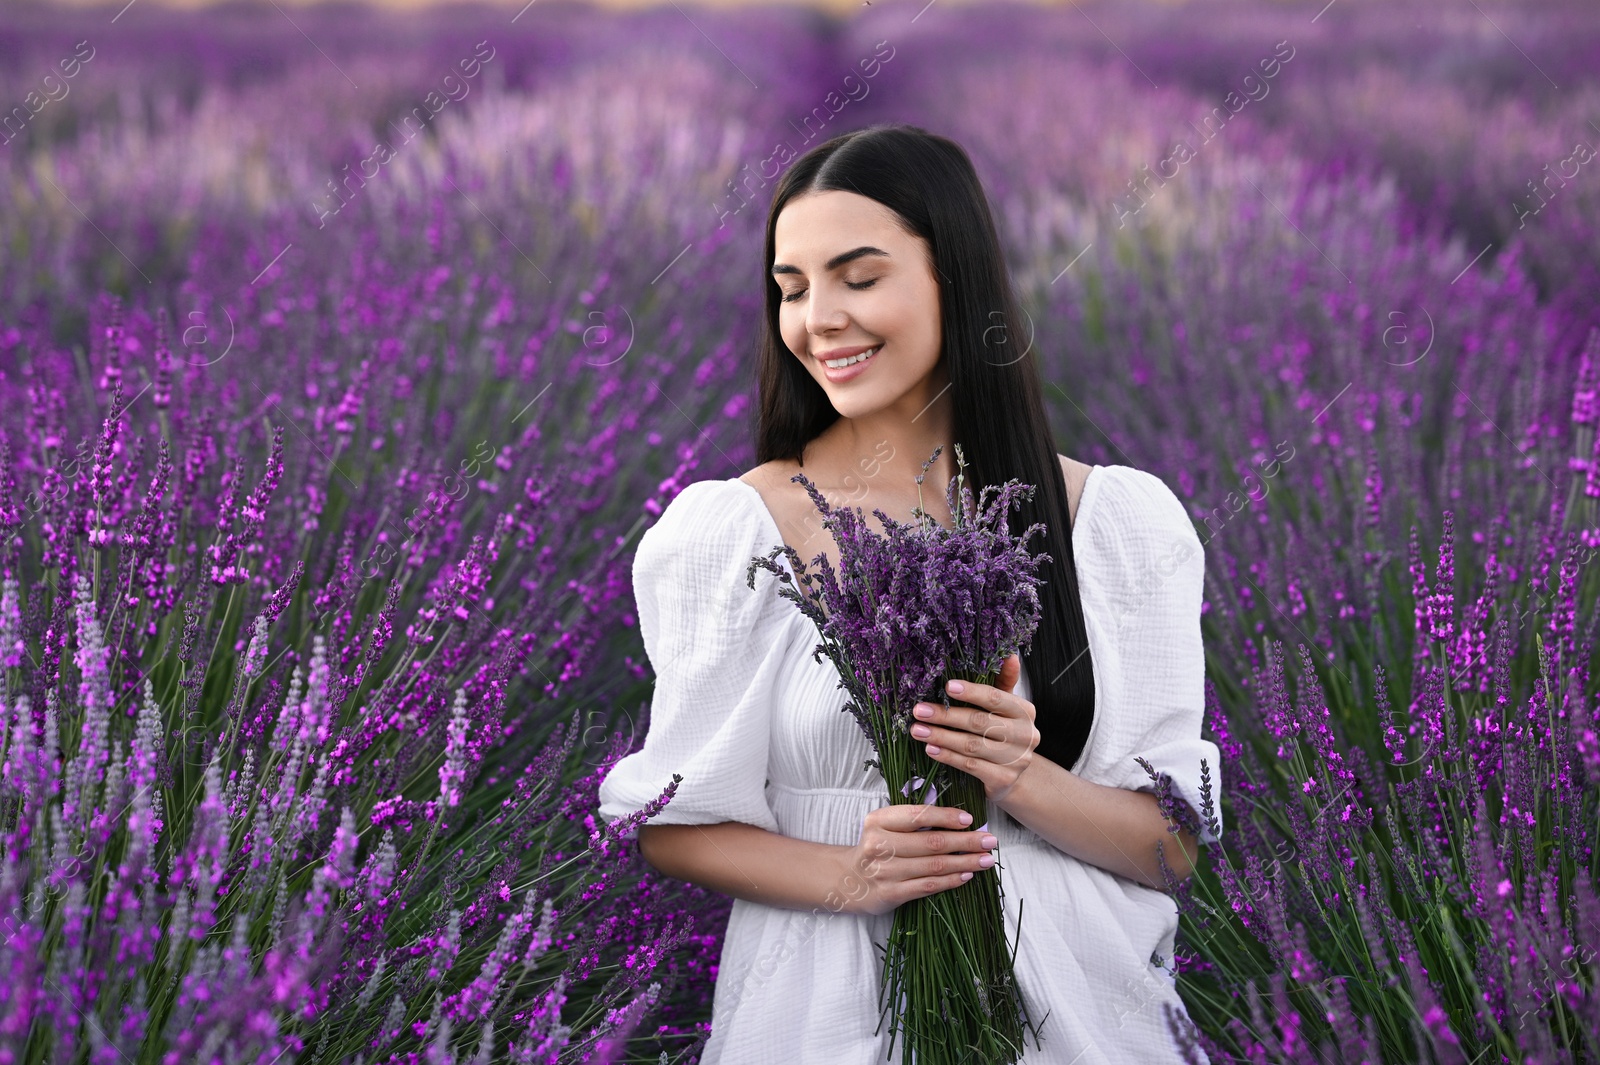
[897,825,995,859]
[918,722,1018,764]
[912,723,976,758]
[905,850,996,880]
[913,700,982,735]
[915,693,1028,734]
[944,675,988,707]
[899,870,976,902]
[892,803,972,831]
[917,715,1022,752]
[996,652,1022,694]
[915,827,999,855]
[946,674,1012,714]
[925,741,999,789]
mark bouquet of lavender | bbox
[747,443,1050,1065]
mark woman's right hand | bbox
[835,804,1000,917]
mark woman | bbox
[597,123,1222,1064]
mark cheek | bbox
[886,293,940,367]
[778,310,806,357]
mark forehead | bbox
[773,190,906,260]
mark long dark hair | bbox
[752,123,1096,775]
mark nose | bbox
[805,289,849,339]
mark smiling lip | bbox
[816,344,881,383]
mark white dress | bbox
[597,464,1223,1064]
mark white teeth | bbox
[823,346,879,368]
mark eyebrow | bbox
[771,245,891,276]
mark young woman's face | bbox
[771,190,944,420]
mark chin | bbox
[827,386,907,420]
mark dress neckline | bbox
[725,464,1106,570]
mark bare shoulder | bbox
[737,458,835,559]
[737,459,807,526]
[1057,453,1093,528]
[736,459,800,498]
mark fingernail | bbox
[981,835,998,849]
[913,704,933,719]
[978,853,996,868]
[959,871,974,881]
[947,680,965,694]
[958,811,973,825]
[910,724,930,738]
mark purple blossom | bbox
[0,7,1594,1060]
[437,688,471,810]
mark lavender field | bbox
[0,0,1597,1060]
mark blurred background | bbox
[2,0,1599,1060]
[3,0,1597,561]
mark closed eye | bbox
[779,279,877,304]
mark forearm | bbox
[995,755,1200,890]
[638,821,858,913]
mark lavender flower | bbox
[438,687,471,809]
[0,7,1595,1059]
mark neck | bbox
[810,366,961,510]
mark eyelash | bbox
[779,279,877,304]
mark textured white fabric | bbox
[597,464,1222,1064]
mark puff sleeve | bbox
[596,479,792,838]
[1090,468,1224,847]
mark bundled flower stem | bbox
[748,443,1052,1065]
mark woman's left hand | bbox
[910,653,1040,805]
